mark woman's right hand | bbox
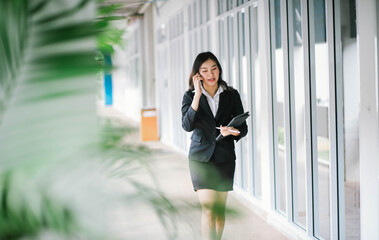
[193,73,203,98]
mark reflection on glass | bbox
[312,0,331,239]
[340,0,360,239]
[227,0,233,11]
[271,0,287,214]
[227,16,236,86]
[237,0,245,6]
[193,2,197,28]
[219,19,226,68]
[239,12,248,103]
[290,0,307,228]
[237,11,249,190]
[249,6,261,197]
[199,0,203,25]
[200,28,204,51]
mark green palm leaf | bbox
[0,0,177,239]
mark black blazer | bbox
[181,88,248,163]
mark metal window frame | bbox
[378,0,379,105]
[273,0,291,216]
[267,0,279,210]
[287,0,309,230]
[307,0,322,238]
[301,0,315,237]
[168,10,187,151]
[268,0,279,212]
[268,0,291,215]
[236,10,246,189]
[325,0,340,238]
[215,0,260,194]
[332,0,345,238]
[308,0,339,239]
[266,0,343,238]
[285,0,297,225]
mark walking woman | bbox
[181,52,248,240]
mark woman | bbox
[181,52,248,240]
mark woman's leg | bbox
[197,189,218,240]
[197,190,229,240]
[215,191,228,240]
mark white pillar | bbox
[356,0,379,239]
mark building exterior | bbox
[105,0,379,239]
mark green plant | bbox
[0,0,177,239]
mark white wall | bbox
[356,0,379,239]
[112,19,143,122]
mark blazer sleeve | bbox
[181,91,197,132]
[232,90,248,142]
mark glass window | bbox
[237,0,245,6]
[237,11,249,190]
[271,0,287,214]
[193,2,197,28]
[238,11,247,103]
[206,0,210,21]
[207,25,211,50]
[249,5,261,197]
[227,15,236,86]
[218,19,226,70]
[199,0,204,25]
[227,0,234,11]
[314,0,326,43]
[218,0,226,15]
[274,0,282,49]
[188,4,192,30]
[289,0,307,228]
[201,28,205,51]
[194,30,199,55]
[338,0,360,238]
[311,0,331,238]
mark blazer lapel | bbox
[199,94,214,119]
[215,91,228,120]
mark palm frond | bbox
[0,0,177,239]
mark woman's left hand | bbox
[219,125,240,137]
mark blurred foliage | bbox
[96,0,125,54]
[0,0,177,239]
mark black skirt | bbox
[189,158,236,192]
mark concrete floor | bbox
[99,106,291,240]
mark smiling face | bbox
[199,59,220,90]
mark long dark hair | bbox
[188,51,233,91]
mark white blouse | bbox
[200,85,224,117]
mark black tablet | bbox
[216,111,250,141]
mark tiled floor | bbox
[99,106,291,240]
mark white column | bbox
[356,0,379,239]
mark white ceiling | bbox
[100,0,166,17]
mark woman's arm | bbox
[181,91,198,132]
[182,75,202,132]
